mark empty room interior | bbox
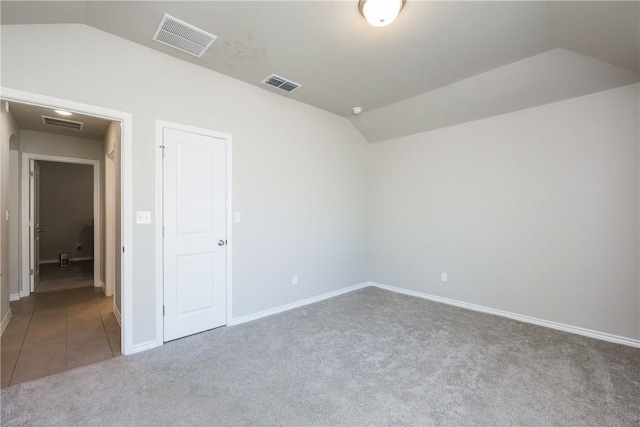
[0,1,638,425]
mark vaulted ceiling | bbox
[2,1,638,142]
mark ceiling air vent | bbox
[153,14,217,57]
[262,74,302,93]
[42,116,84,131]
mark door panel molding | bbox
[155,120,233,346]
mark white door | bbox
[30,160,41,292]
[163,127,227,342]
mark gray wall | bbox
[0,104,20,324]
[38,161,93,262]
[103,121,121,312]
[1,24,370,346]
[20,130,103,161]
[369,83,640,340]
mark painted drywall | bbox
[38,161,93,263]
[1,24,370,345]
[103,121,121,312]
[20,130,103,161]
[8,148,20,298]
[0,104,19,323]
[369,84,640,340]
[351,49,639,143]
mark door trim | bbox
[21,154,101,293]
[155,120,233,347]
[1,87,134,355]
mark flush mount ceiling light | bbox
[359,0,406,27]
[54,109,72,116]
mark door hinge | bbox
[159,145,165,158]
[163,305,165,316]
[30,171,34,177]
[162,226,165,238]
[122,246,125,253]
[30,269,34,275]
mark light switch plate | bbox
[136,211,152,224]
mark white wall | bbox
[1,24,370,346]
[0,104,20,323]
[369,84,640,340]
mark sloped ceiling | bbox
[1,1,638,142]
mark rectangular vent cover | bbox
[41,116,83,130]
[262,74,302,93]
[153,14,217,57]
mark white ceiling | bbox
[2,1,638,142]
[8,102,112,140]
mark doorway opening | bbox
[0,89,133,386]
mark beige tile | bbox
[107,330,121,355]
[2,316,31,338]
[33,302,66,315]
[36,293,67,305]
[102,313,120,333]
[11,341,66,383]
[22,321,67,348]
[30,310,66,326]
[67,306,101,323]
[1,349,19,385]
[1,328,28,352]
[66,336,112,366]
[67,323,106,343]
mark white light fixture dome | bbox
[359,0,406,27]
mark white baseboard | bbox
[1,309,13,336]
[40,257,94,265]
[371,282,640,348]
[113,304,122,327]
[9,293,21,302]
[230,281,370,326]
[129,340,160,355]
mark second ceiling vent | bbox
[262,74,302,93]
[42,116,83,130]
[153,14,217,57]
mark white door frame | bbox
[1,87,134,355]
[21,155,101,292]
[155,120,233,347]
[104,152,116,297]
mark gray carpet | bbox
[1,287,639,426]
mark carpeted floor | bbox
[1,287,638,426]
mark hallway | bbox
[1,287,120,387]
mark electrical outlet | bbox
[292,274,298,285]
[441,272,448,282]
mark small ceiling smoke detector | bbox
[42,116,83,130]
[261,74,302,93]
[153,14,217,57]
[352,107,363,115]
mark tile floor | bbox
[1,287,121,387]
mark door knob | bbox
[217,240,226,246]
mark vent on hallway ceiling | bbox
[261,74,302,93]
[41,116,83,131]
[152,14,217,57]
